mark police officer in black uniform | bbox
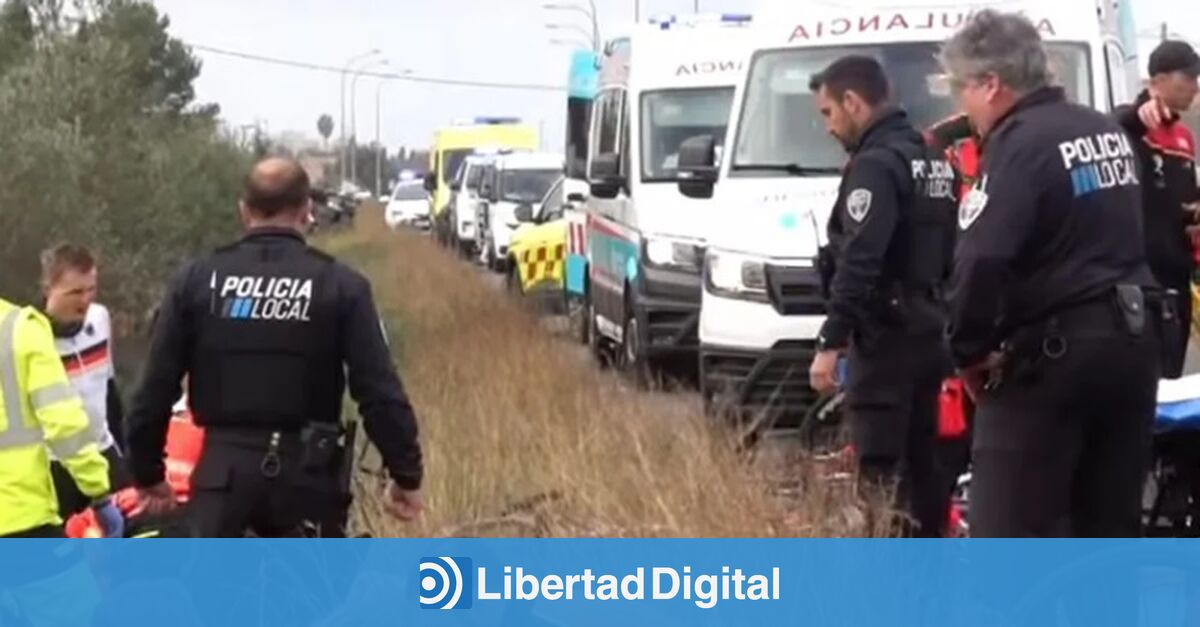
[127,158,424,537]
[943,11,1161,537]
[808,56,958,537]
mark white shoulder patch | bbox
[958,175,990,231]
[846,188,872,222]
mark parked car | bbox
[385,181,430,230]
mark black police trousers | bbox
[971,319,1159,537]
[845,329,948,538]
[186,430,349,538]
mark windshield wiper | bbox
[732,163,842,176]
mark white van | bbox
[583,13,753,378]
[475,151,565,272]
[449,153,496,257]
[678,0,1139,416]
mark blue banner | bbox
[1,539,1198,626]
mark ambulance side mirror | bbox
[423,171,437,193]
[514,204,534,223]
[677,134,718,200]
[589,154,624,200]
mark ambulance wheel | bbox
[569,287,590,345]
[485,242,500,272]
[587,300,609,370]
[618,299,651,388]
[505,260,522,295]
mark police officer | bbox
[943,11,1160,537]
[808,56,958,537]
[127,158,424,537]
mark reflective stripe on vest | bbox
[0,308,62,450]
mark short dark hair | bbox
[809,55,891,106]
[41,243,96,286]
[242,158,311,217]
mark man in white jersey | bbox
[40,244,130,518]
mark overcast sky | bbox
[151,0,1199,153]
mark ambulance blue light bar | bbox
[649,13,753,30]
[473,117,522,125]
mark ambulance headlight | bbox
[644,237,701,270]
[705,249,769,301]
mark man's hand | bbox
[960,351,1006,401]
[1184,202,1200,225]
[387,484,424,522]
[135,482,177,516]
[1138,95,1172,130]
[809,349,841,396]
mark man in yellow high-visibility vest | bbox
[0,297,122,538]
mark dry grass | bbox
[322,208,869,538]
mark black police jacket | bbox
[818,108,957,351]
[1114,90,1199,288]
[127,227,423,490]
[949,87,1156,368]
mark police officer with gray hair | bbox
[943,10,1162,537]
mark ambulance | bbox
[563,48,601,343]
[582,13,754,379]
[425,118,538,246]
[677,0,1139,417]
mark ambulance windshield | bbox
[731,42,1092,174]
[641,87,736,182]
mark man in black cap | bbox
[1115,39,1200,378]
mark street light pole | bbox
[545,23,596,44]
[549,37,594,49]
[340,49,379,184]
[375,80,386,199]
[350,59,388,187]
[543,2,600,52]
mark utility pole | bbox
[350,59,389,188]
[340,49,380,184]
[1161,22,1168,41]
[375,80,385,199]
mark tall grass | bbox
[325,209,867,538]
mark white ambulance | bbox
[677,0,1139,417]
[583,13,754,379]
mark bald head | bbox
[243,158,311,218]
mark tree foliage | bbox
[317,114,334,144]
[0,0,250,342]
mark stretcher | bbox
[66,399,201,539]
[1144,374,1200,536]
